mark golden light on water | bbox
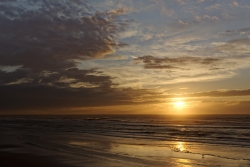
[171,142,186,152]
[176,142,185,152]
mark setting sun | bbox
[173,100,186,110]
[175,101,184,108]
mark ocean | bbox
[0,115,250,167]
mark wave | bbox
[1,115,250,147]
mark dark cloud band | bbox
[135,55,220,69]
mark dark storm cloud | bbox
[0,0,128,80]
[0,0,134,113]
[135,55,220,69]
[0,68,114,88]
[0,1,128,69]
[0,84,162,112]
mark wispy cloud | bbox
[134,55,220,69]
[176,15,220,29]
[211,38,250,54]
[182,89,250,97]
[131,53,250,87]
[206,4,221,10]
[233,1,239,7]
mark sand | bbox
[0,130,194,167]
[0,118,249,167]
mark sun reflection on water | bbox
[173,142,186,152]
[177,158,191,166]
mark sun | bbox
[170,98,187,114]
[175,101,184,108]
[173,99,186,110]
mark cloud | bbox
[189,100,250,114]
[0,84,163,113]
[233,1,239,7]
[155,0,175,16]
[177,0,185,5]
[0,0,167,113]
[219,27,250,36]
[229,1,250,9]
[132,53,250,86]
[182,89,250,98]
[0,0,132,71]
[0,1,130,80]
[0,0,135,113]
[0,68,115,88]
[106,7,131,17]
[195,15,220,22]
[206,4,221,10]
[1,0,250,114]
[211,38,250,54]
[176,15,220,29]
[134,55,221,69]
[178,20,189,26]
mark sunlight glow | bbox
[170,98,188,114]
[175,101,184,108]
[176,142,185,152]
[173,142,186,152]
[173,100,186,110]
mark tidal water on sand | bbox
[0,115,250,167]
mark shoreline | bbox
[1,132,250,167]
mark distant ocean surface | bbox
[1,114,250,146]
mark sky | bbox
[1,0,250,115]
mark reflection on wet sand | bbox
[173,142,185,152]
[70,140,199,159]
[177,159,191,166]
[1,131,250,167]
[69,139,250,167]
[70,140,112,150]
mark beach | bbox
[1,0,250,166]
[0,115,250,167]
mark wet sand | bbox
[0,130,195,167]
[0,152,73,167]
[1,130,250,167]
